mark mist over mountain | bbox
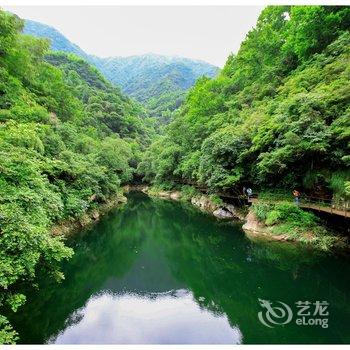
[24,19,219,123]
[24,19,90,60]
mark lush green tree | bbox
[141,6,350,202]
[0,9,153,343]
[284,6,350,61]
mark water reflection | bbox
[9,192,350,344]
[50,290,242,344]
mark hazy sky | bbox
[4,6,263,67]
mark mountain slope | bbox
[95,54,218,123]
[0,11,153,343]
[24,19,89,60]
[138,5,350,250]
[95,54,218,97]
[139,5,350,198]
[23,20,219,123]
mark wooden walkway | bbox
[248,198,349,218]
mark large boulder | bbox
[117,195,128,203]
[224,204,245,220]
[242,209,290,242]
[213,208,234,219]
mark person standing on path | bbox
[293,189,300,206]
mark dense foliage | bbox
[139,6,350,202]
[95,54,218,125]
[0,10,152,343]
[251,202,340,250]
[23,21,218,125]
[2,4,350,344]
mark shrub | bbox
[181,185,199,201]
[252,201,339,251]
[265,209,282,226]
[252,202,272,221]
[209,194,224,206]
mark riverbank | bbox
[139,185,348,252]
[11,191,350,345]
[137,185,246,220]
[50,193,127,237]
[243,202,348,251]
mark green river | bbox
[10,192,350,344]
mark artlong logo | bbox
[258,299,293,328]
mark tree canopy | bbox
[0,9,153,343]
[139,6,350,201]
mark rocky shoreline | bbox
[50,184,284,245]
[140,187,288,242]
[242,210,290,242]
[50,193,127,237]
[138,186,295,243]
[52,185,348,251]
[190,195,245,220]
[137,185,246,221]
[135,185,345,250]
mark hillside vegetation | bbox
[24,19,90,60]
[93,54,218,124]
[1,5,350,344]
[24,21,218,125]
[0,10,152,343]
[139,6,350,203]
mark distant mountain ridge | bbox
[24,20,89,60]
[23,19,219,123]
[90,53,218,99]
[95,54,217,102]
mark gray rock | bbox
[225,204,236,214]
[213,208,234,219]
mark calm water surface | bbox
[11,192,350,344]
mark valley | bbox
[0,5,349,345]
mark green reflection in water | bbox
[10,192,350,344]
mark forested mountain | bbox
[23,20,218,124]
[0,10,152,343]
[24,20,89,60]
[140,6,350,202]
[93,54,219,124]
[2,4,350,344]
